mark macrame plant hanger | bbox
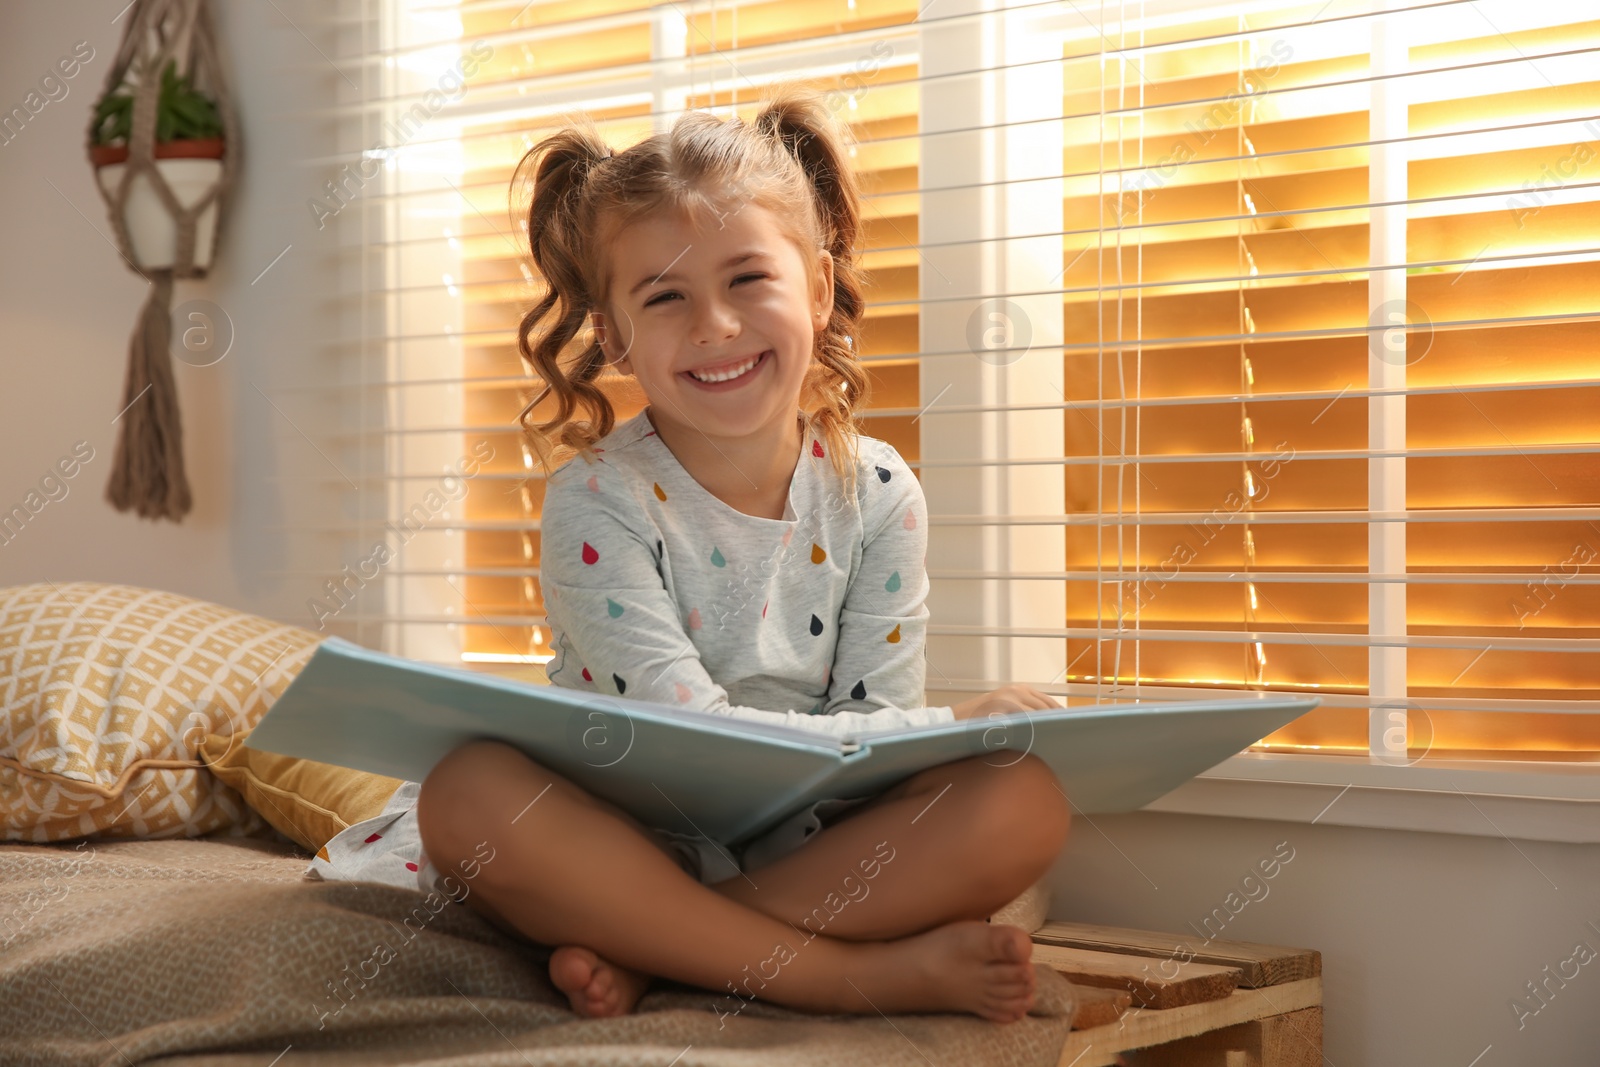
[90,0,237,521]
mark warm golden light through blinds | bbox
[346,0,1595,762]
[1063,1,1599,761]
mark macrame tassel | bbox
[105,270,192,520]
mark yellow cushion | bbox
[0,582,324,842]
[197,729,404,856]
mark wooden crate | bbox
[1036,921,1323,1067]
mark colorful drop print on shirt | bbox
[810,614,824,636]
[876,465,891,483]
[654,482,667,501]
[851,680,867,700]
[811,543,827,565]
[710,546,726,568]
[582,542,599,564]
[606,598,624,618]
[886,624,901,643]
[885,570,901,592]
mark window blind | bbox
[1056,0,1598,762]
[297,0,1597,763]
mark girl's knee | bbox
[424,739,531,798]
[973,753,1071,853]
[1019,753,1071,835]
[418,740,533,848]
[431,738,523,782]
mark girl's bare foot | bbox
[549,944,653,1017]
[838,921,1039,1023]
[552,922,1037,1023]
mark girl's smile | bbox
[681,348,773,389]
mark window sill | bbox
[1142,753,1600,844]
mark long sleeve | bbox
[539,456,952,737]
[821,441,952,728]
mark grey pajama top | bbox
[540,409,955,735]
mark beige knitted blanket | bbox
[0,832,1075,1066]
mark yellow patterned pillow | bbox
[0,582,325,842]
[197,729,404,855]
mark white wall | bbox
[1049,811,1600,1063]
[0,0,347,627]
[2,5,1596,1065]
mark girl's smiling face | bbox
[592,201,833,444]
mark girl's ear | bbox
[813,249,835,328]
[591,309,632,374]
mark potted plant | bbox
[89,57,226,271]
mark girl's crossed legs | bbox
[415,739,1071,1022]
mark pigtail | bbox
[511,117,617,475]
[753,89,871,497]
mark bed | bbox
[0,582,1076,1066]
[0,826,1077,1066]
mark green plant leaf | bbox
[179,95,221,134]
[92,93,125,121]
[91,94,134,146]
[170,96,203,128]
[91,56,225,147]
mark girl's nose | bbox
[691,296,741,345]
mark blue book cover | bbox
[245,636,1320,845]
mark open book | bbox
[246,636,1320,847]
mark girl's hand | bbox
[951,683,1063,720]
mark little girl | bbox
[409,88,1071,1024]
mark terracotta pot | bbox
[89,136,225,168]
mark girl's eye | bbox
[644,273,766,307]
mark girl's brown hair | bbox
[510,87,870,493]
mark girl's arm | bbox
[821,440,949,721]
[539,460,954,736]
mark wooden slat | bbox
[1069,984,1133,1031]
[1053,978,1323,1067]
[1031,943,1240,1010]
[1034,920,1321,989]
[1120,1006,1324,1067]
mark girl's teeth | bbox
[690,354,761,383]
